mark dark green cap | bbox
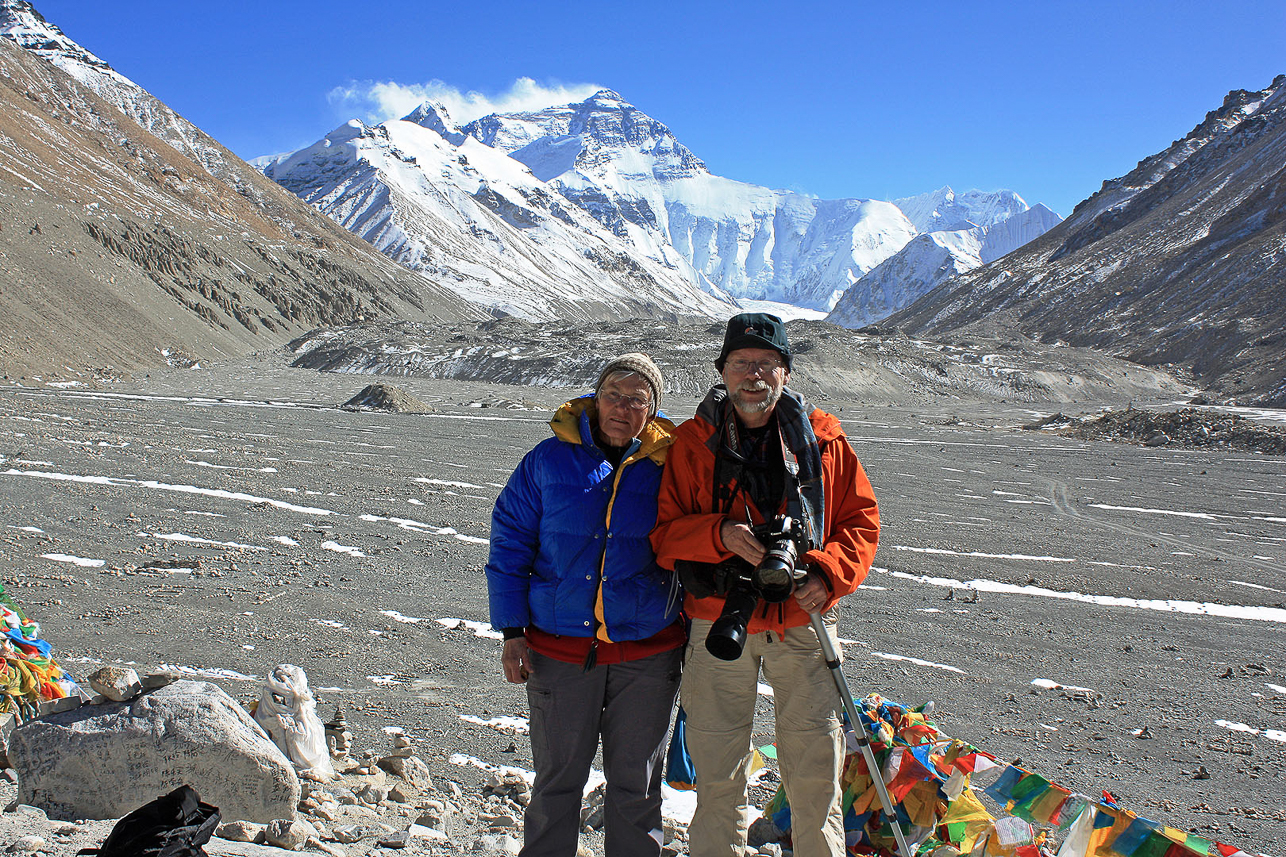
[715,312,791,371]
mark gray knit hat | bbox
[595,352,664,416]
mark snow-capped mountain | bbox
[827,228,984,329]
[265,90,1058,320]
[892,186,1029,233]
[1,0,235,181]
[260,103,736,322]
[827,200,1062,329]
[457,91,921,311]
[887,75,1286,406]
[975,203,1062,264]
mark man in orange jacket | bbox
[651,313,879,857]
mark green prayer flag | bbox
[1133,831,1176,857]
[1184,834,1212,855]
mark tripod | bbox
[809,612,914,857]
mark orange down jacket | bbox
[650,400,879,636]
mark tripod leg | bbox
[809,612,914,857]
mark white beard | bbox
[730,381,782,415]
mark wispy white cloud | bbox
[327,77,605,126]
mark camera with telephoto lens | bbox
[705,515,809,661]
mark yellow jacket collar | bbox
[550,395,675,465]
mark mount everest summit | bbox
[258,98,734,322]
[261,90,1060,322]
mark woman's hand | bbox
[502,637,532,684]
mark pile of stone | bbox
[212,731,460,853]
[340,383,432,414]
[0,661,711,855]
[1028,406,1286,455]
[0,666,544,855]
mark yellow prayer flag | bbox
[1086,806,1135,855]
[942,787,994,826]
[901,780,942,827]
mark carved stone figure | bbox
[254,664,335,782]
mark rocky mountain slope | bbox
[886,75,1286,406]
[0,1,480,383]
[284,316,1190,406]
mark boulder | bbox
[9,680,299,823]
[215,820,264,842]
[376,754,432,789]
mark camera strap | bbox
[711,402,741,517]
[713,406,782,522]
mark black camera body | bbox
[704,515,809,661]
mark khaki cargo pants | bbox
[681,613,845,857]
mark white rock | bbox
[378,828,411,848]
[357,783,389,805]
[377,754,433,788]
[481,811,520,829]
[330,825,369,844]
[411,823,447,841]
[474,832,523,856]
[9,680,300,823]
[264,817,317,850]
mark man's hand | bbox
[793,571,829,613]
[502,637,532,683]
[719,519,766,565]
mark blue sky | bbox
[38,0,1286,218]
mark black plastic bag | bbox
[78,784,220,857]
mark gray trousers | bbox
[522,646,683,857]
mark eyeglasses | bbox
[725,358,785,375]
[599,389,652,411]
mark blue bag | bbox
[665,706,696,790]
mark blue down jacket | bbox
[486,396,679,642]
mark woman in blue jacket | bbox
[486,353,683,857]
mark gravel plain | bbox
[0,357,1283,855]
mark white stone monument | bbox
[253,664,336,782]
